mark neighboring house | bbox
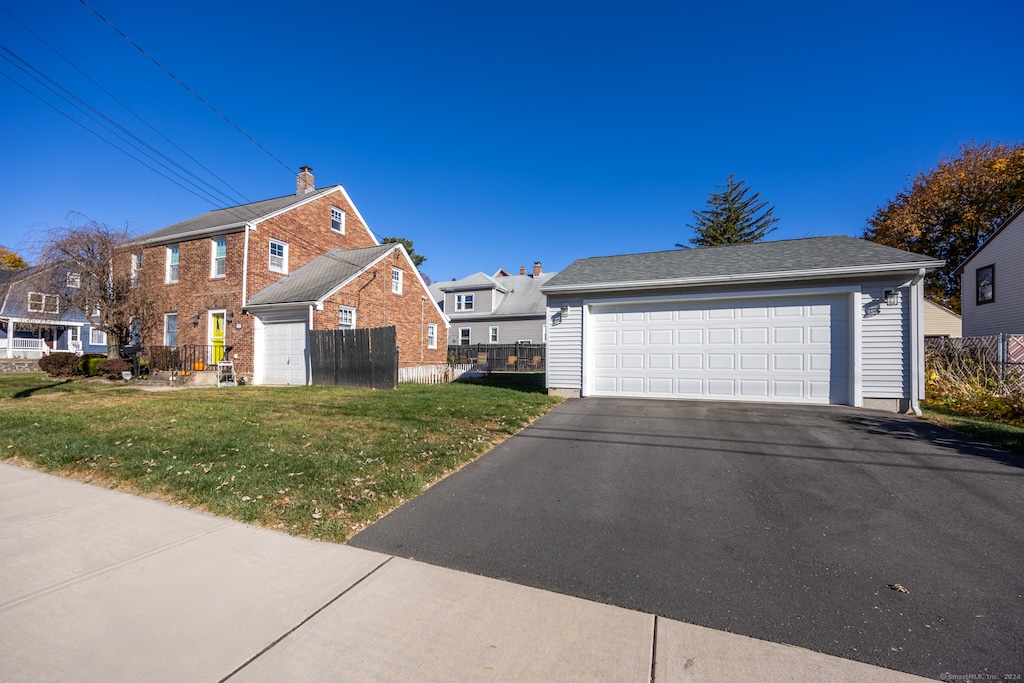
[125,167,447,385]
[541,236,943,413]
[923,299,962,338]
[434,263,555,346]
[953,205,1024,336]
[0,266,108,358]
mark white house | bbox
[541,236,943,414]
[953,205,1024,337]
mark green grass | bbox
[0,373,561,542]
[921,403,1024,455]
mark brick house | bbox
[125,168,448,384]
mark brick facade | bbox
[128,183,447,381]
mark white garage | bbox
[261,321,308,386]
[542,236,944,413]
[587,295,849,404]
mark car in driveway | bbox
[351,397,1024,680]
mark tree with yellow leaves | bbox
[0,246,27,270]
[864,141,1024,312]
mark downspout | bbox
[241,223,251,308]
[909,268,926,416]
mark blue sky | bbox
[1,0,1021,282]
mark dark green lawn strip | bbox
[921,403,1024,455]
[0,375,561,542]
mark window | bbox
[131,252,142,286]
[129,316,142,346]
[269,239,288,273]
[391,267,403,294]
[339,306,356,330]
[459,328,471,345]
[456,294,474,311]
[167,245,179,283]
[427,323,437,349]
[212,237,227,277]
[27,292,59,314]
[977,264,995,305]
[66,272,80,289]
[68,327,80,344]
[331,206,345,233]
[542,325,547,343]
[164,313,178,346]
[489,326,499,343]
[89,328,107,346]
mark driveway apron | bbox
[350,398,1024,680]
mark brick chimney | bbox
[533,262,542,277]
[296,166,315,195]
[519,265,526,275]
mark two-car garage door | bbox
[587,295,850,404]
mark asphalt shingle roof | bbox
[439,271,557,318]
[543,236,942,291]
[246,244,394,306]
[131,187,344,245]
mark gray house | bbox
[541,236,942,413]
[433,264,555,346]
[954,204,1024,336]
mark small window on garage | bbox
[339,306,356,330]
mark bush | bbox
[78,354,106,377]
[39,353,83,377]
[97,358,131,378]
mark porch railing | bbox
[0,338,50,359]
[135,345,230,378]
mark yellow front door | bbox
[211,312,225,363]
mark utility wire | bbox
[0,45,234,209]
[0,4,252,208]
[79,0,296,176]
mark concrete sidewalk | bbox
[0,463,929,682]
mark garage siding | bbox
[861,284,909,399]
[546,297,583,390]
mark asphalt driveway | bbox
[350,398,1024,680]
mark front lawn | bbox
[0,374,561,542]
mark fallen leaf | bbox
[888,583,910,594]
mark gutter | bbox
[540,262,944,295]
[909,268,927,416]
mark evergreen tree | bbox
[381,236,426,267]
[680,175,779,248]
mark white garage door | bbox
[588,296,850,404]
[263,322,308,386]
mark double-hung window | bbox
[459,328,471,345]
[89,328,107,346]
[164,313,178,346]
[167,245,179,283]
[339,306,356,330]
[212,237,226,277]
[269,239,288,273]
[456,294,474,311]
[489,326,499,343]
[427,323,438,349]
[391,267,403,294]
[331,206,345,233]
[131,252,142,286]
[66,272,81,289]
[28,292,59,314]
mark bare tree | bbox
[34,217,150,358]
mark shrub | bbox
[39,352,83,377]
[78,353,106,377]
[97,358,131,378]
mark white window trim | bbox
[131,252,142,286]
[211,237,227,278]
[66,272,81,289]
[27,292,59,314]
[391,267,403,294]
[164,313,179,346]
[489,326,499,343]
[459,327,471,345]
[68,327,80,343]
[166,244,179,283]
[427,322,438,349]
[89,328,107,346]
[456,294,474,311]
[269,239,288,274]
[331,206,345,234]
[339,306,357,330]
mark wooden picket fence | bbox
[398,363,486,385]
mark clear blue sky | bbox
[1,0,1021,282]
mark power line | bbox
[0,4,252,208]
[79,0,296,177]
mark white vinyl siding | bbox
[546,297,585,390]
[960,210,1024,336]
[923,300,962,338]
[860,284,909,399]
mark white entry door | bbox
[587,295,850,404]
[263,322,308,386]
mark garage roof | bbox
[246,244,395,306]
[542,236,943,293]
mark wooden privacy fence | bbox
[309,327,398,390]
